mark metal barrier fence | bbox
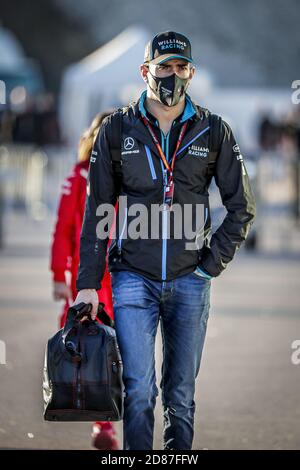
[0,145,299,253]
[0,143,74,215]
[0,144,74,247]
[254,151,300,252]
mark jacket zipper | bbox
[161,130,170,282]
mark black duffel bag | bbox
[43,302,124,422]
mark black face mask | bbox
[147,70,190,107]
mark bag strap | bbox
[207,113,223,177]
[109,110,123,195]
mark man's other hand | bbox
[53,282,72,301]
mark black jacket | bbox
[76,93,256,290]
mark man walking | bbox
[74,31,256,450]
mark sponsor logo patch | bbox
[124,137,135,150]
[91,150,97,163]
[188,146,209,158]
[122,136,140,155]
[233,143,244,163]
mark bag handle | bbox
[62,302,115,361]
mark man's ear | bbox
[189,66,196,80]
[140,64,149,84]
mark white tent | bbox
[59,25,152,147]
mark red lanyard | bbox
[141,116,188,183]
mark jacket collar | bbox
[125,91,206,159]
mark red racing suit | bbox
[50,160,114,327]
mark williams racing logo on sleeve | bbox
[121,137,140,155]
[233,144,246,175]
[90,150,97,163]
[233,144,244,162]
[187,145,209,158]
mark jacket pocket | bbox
[192,266,212,281]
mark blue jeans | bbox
[111,269,211,450]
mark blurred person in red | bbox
[50,111,119,450]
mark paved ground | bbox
[0,212,299,450]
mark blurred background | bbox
[0,0,299,450]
